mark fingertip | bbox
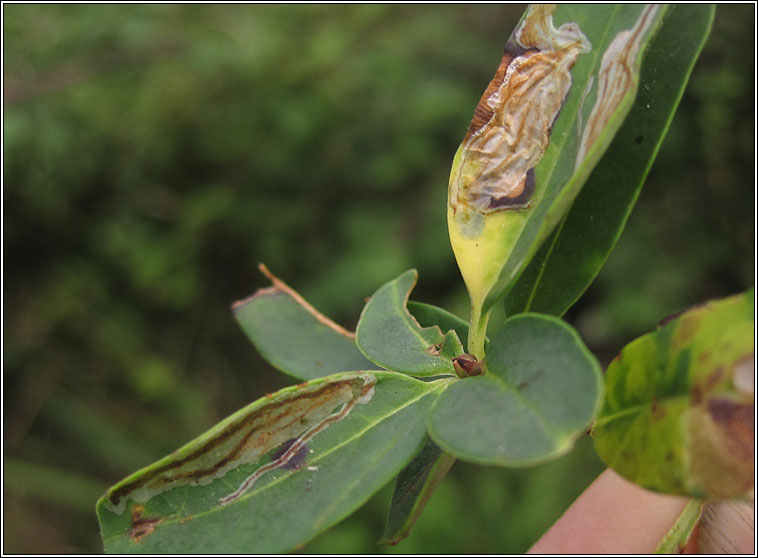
[528,469,691,554]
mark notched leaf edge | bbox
[367,270,464,366]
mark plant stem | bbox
[467,301,490,360]
[654,499,704,553]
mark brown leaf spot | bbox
[130,505,163,543]
[518,370,545,390]
[707,398,755,462]
[687,397,755,498]
[651,399,665,420]
[675,318,699,350]
[657,301,706,330]
[425,343,443,356]
[705,366,724,391]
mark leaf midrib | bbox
[484,373,567,441]
[592,393,689,429]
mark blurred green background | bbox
[3,4,753,553]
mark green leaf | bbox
[407,301,469,351]
[478,5,671,315]
[356,270,463,376]
[447,5,669,356]
[97,371,449,553]
[428,314,602,465]
[233,265,381,380]
[378,437,456,546]
[592,290,754,499]
[505,4,715,317]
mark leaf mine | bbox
[102,373,376,514]
[218,374,376,506]
[576,4,661,166]
[449,4,591,239]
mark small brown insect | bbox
[452,353,485,378]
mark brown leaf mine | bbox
[103,373,376,514]
[217,375,375,506]
[576,5,660,166]
[449,4,590,238]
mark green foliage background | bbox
[3,4,753,553]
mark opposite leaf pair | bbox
[96,3,728,553]
[96,267,602,553]
[355,268,602,467]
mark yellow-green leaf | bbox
[592,290,754,498]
